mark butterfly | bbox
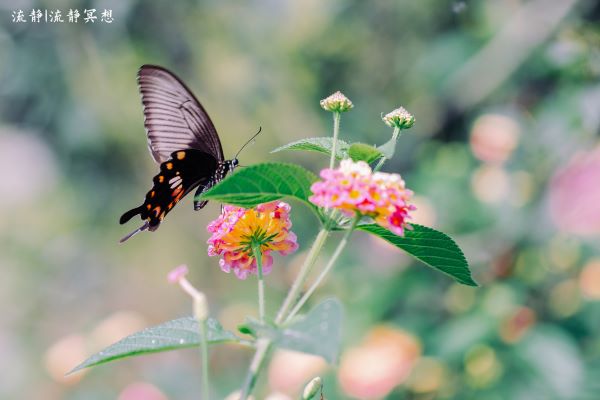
[119,65,256,243]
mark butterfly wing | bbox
[119,150,218,242]
[137,65,225,164]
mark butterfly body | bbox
[119,65,236,242]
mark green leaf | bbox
[271,137,349,160]
[357,224,477,286]
[70,317,242,373]
[279,298,343,363]
[237,324,256,336]
[245,298,343,363]
[196,163,318,209]
[348,143,384,163]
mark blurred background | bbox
[1,0,599,399]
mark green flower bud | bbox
[382,107,415,129]
[302,376,323,400]
[320,91,353,113]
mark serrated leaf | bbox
[71,317,242,373]
[348,143,384,163]
[271,137,349,160]
[245,298,343,363]
[357,224,477,286]
[196,163,318,209]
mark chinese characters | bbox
[11,9,114,23]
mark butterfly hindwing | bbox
[119,150,218,235]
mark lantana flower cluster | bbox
[207,201,298,280]
[320,91,354,113]
[310,159,415,235]
[382,107,415,130]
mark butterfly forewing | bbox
[138,65,224,163]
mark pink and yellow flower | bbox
[310,159,415,235]
[207,201,298,280]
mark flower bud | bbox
[320,91,353,113]
[167,264,189,283]
[382,107,415,129]
[302,376,323,400]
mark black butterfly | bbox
[119,65,249,243]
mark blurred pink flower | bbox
[207,202,298,279]
[44,334,88,385]
[499,306,536,343]
[310,159,415,235]
[579,259,600,299]
[549,146,600,235]
[338,326,421,399]
[118,382,168,400]
[469,114,520,164]
[268,350,328,396]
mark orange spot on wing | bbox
[150,190,155,198]
[166,162,173,170]
[158,176,164,183]
[146,204,151,210]
[177,151,186,160]
[168,203,173,209]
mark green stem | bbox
[329,112,341,169]
[239,338,271,400]
[198,320,210,400]
[240,230,330,397]
[374,127,400,171]
[253,242,265,323]
[285,215,360,323]
[374,155,386,171]
[275,229,329,324]
[239,109,344,398]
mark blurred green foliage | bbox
[1,0,599,399]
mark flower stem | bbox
[179,277,211,400]
[374,127,399,171]
[329,112,341,169]
[275,228,329,324]
[198,319,210,400]
[374,155,386,171]
[253,243,265,323]
[285,215,360,323]
[239,338,271,399]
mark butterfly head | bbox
[229,158,239,171]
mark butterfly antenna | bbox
[234,126,262,159]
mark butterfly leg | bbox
[193,178,215,210]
